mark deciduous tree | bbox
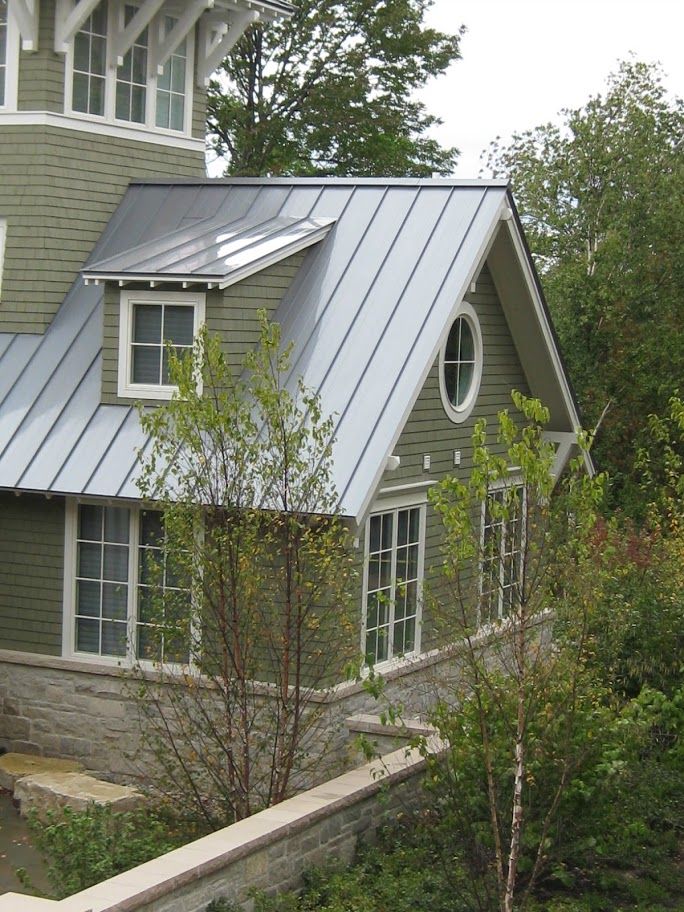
[208,0,462,176]
[132,317,357,829]
[485,60,684,512]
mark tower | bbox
[0,0,291,332]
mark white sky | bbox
[422,0,684,177]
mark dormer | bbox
[0,0,293,333]
[80,195,335,404]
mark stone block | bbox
[0,752,83,792]
[0,715,31,741]
[14,771,145,818]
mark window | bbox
[115,4,148,124]
[0,218,6,300]
[0,0,18,110]
[67,502,191,664]
[66,0,194,133]
[480,485,525,623]
[118,291,205,399]
[439,302,483,423]
[137,511,191,664]
[155,16,187,132]
[72,0,108,116]
[362,504,425,665]
[74,503,130,657]
[0,0,7,106]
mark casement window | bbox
[117,290,205,399]
[66,502,191,664]
[362,504,425,665]
[439,302,483,424]
[66,0,195,134]
[0,0,19,110]
[480,484,525,623]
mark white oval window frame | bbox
[438,302,483,424]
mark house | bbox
[0,0,586,778]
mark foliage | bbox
[485,60,684,514]
[133,315,357,829]
[26,804,185,899]
[422,392,614,911]
[207,0,462,176]
[249,818,465,912]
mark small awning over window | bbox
[82,214,336,289]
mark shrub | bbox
[27,803,193,898]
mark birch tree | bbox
[132,316,357,829]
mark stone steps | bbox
[0,752,143,819]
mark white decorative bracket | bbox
[543,431,577,478]
[198,8,259,86]
[151,0,213,76]
[8,0,39,52]
[109,0,166,67]
[54,0,102,54]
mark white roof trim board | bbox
[0,178,587,520]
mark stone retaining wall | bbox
[0,739,439,912]
[0,648,457,782]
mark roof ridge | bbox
[126,177,510,188]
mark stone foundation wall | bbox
[0,646,458,783]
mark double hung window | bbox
[68,502,191,664]
[480,485,525,623]
[363,504,425,665]
[118,291,205,399]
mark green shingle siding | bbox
[0,493,64,655]
[100,252,307,404]
[367,262,531,653]
[0,126,204,334]
[17,0,64,113]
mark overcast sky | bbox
[422,0,684,177]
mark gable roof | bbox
[0,178,586,521]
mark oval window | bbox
[439,304,482,423]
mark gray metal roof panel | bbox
[0,179,530,519]
[50,404,132,495]
[85,215,336,283]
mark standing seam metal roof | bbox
[0,179,511,518]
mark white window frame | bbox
[439,301,483,424]
[0,3,20,111]
[117,289,205,400]
[479,479,526,625]
[63,0,196,137]
[63,499,196,667]
[361,493,427,668]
